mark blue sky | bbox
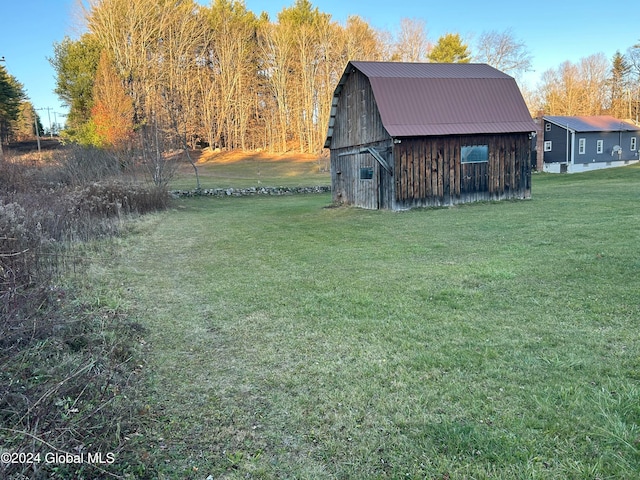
[1,0,637,129]
[0,0,77,130]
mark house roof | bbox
[325,61,537,147]
[543,115,640,133]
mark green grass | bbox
[170,155,330,190]
[94,165,640,478]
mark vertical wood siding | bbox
[393,134,531,209]
[331,149,387,209]
[329,70,389,150]
[327,69,532,210]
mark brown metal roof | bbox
[544,115,640,133]
[352,61,510,79]
[325,61,537,147]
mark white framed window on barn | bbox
[597,140,603,154]
[544,141,552,152]
[578,138,586,154]
[631,137,637,151]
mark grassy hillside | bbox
[93,164,639,478]
[170,150,330,190]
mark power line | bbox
[36,107,54,138]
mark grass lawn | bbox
[96,164,640,479]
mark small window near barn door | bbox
[461,145,489,163]
[578,138,586,155]
[597,140,603,154]
[360,166,374,179]
[631,137,637,151]
[544,141,552,152]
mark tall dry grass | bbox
[1,144,167,478]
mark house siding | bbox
[331,140,393,209]
[542,116,640,172]
[573,131,639,164]
[543,121,571,163]
[329,68,395,209]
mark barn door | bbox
[356,154,379,209]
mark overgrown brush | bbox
[56,145,128,187]
[0,293,153,479]
[1,147,167,479]
[0,182,169,312]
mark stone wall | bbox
[171,185,331,198]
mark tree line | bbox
[0,66,45,158]
[2,0,639,165]
[47,0,537,161]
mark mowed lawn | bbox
[103,165,640,479]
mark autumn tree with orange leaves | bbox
[91,51,133,148]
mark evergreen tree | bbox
[609,51,631,118]
[49,34,102,143]
[12,101,41,141]
[0,65,25,150]
[428,33,470,63]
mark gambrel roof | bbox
[325,61,536,147]
[544,115,640,133]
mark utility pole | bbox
[37,107,54,138]
[54,111,67,135]
[33,106,41,157]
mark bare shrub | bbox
[138,122,180,187]
[56,144,124,186]
[74,181,170,217]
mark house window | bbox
[461,145,489,163]
[545,123,551,132]
[631,137,637,151]
[596,140,603,154]
[578,138,586,155]
[360,166,374,179]
[544,141,552,152]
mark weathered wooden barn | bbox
[324,61,537,210]
[541,115,640,173]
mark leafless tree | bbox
[475,29,532,79]
[538,54,610,116]
[341,15,384,63]
[625,43,640,121]
[258,20,293,152]
[391,18,430,62]
[205,0,259,151]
